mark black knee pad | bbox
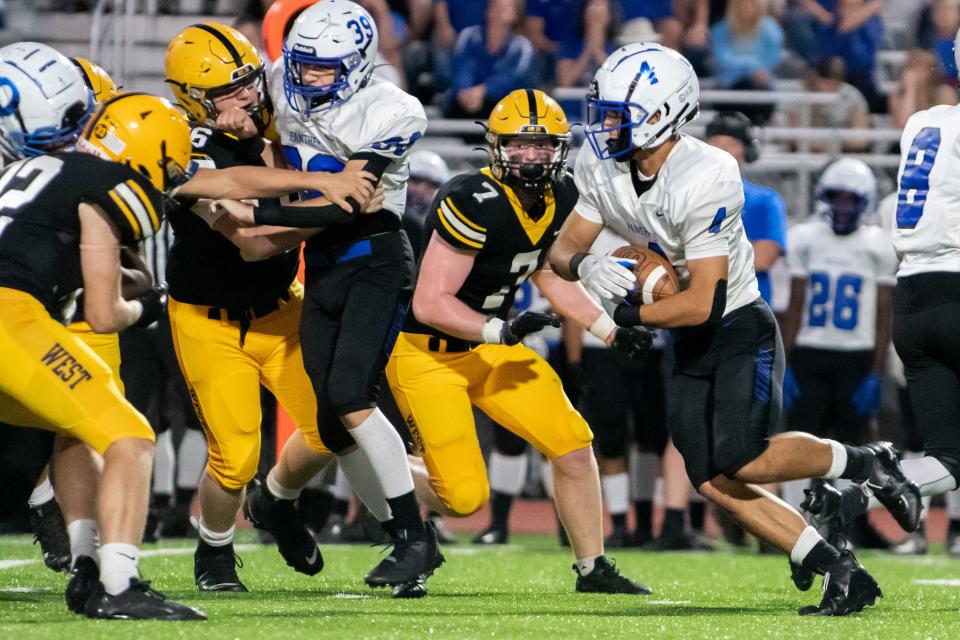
[314,400,357,455]
[493,425,527,456]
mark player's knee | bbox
[721,446,769,483]
[442,479,490,517]
[209,448,258,491]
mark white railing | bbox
[90,0,135,86]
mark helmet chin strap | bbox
[504,163,549,195]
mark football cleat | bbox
[85,578,207,620]
[243,481,324,575]
[66,555,99,613]
[791,481,850,592]
[574,556,652,595]
[392,574,428,599]
[365,522,444,588]
[194,541,247,592]
[862,443,922,533]
[789,558,815,592]
[28,498,71,572]
[798,550,881,616]
[472,525,508,545]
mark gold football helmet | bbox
[79,92,193,198]
[486,89,571,190]
[70,57,119,104]
[164,22,271,132]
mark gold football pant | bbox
[386,332,593,517]
[168,281,330,491]
[68,321,123,394]
[0,287,153,453]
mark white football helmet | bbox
[585,42,699,160]
[283,0,379,115]
[0,42,93,160]
[815,158,877,235]
[408,150,450,186]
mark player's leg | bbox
[473,344,650,595]
[0,290,203,619]
[473,422,527,544]
[168,297,265,592]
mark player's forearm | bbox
[181,167,328,200]
[213,216,317,261]
[411,291,488,343]
[534,270,609,335]
[548,238,587,281]
[631,287,718,328]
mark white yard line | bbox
[913,578,960,587]
[0,544,257,571]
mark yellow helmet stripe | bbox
[124,179,160,232]
[192,23,244,70]
[444,197,487,232]
[108,189,144,240]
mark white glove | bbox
[577,254,636,300]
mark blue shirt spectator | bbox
[616,0,674,22]
[710,14,783,87]
[439,0,488,33]
[526,0,587,61]
[742,178,788,305]
[813,0,882,76]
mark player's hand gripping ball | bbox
[610,245,679,304]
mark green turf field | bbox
[0,532,956,639]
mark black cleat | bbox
[472,525,508,545]
[365,522,444,588]
[66,555,99,613]
[392,574,428,599]
[798,550,881,616]
[789,558,815,592]
[791,482,850,592]
[575,556,652,595]
[862,442,922,533]
[28,498,71,573]
[243,482,324,575]
[85,578,207,620]
[194,541,247,592]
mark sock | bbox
[688,501,705,531]
[488,451,528,496]
[661,508,685,538]
[28,477,55,509]
[628,449,658,501]
[947,487,960,521]
[348,409,416,499]
[151,493,172,510]
[175,487,194,508]
[266,467,301,501]
[791,527,841,574]
[840,443,870,482]
[601,472,629,523]
[901,456,959,496]
[99,543,139,595]
[490,490,514,530]
[67,518,99,568]
[336,447,392,522]
[152,429,175,497]
[176,429,207,490]
[575,554,601,576]
[330,466,353,502]
[634,500,653,539]
[385,491,424,535]
[198,519,235,547]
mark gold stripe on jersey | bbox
[124,179,160,233]
[480,168,555,245]
[108,189,144,240]
[445,197,487,232]
[438,200,484,249]
[113,182,155,238]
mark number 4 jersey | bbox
[787,219,898,351]
[403,169,578,339]
[894,104,960,276]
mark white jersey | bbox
[574,134,759,316]
[893,104,960,277]
[269,62,427,218]
[787,219,897,351]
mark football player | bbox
[548,43,918,616]
[385,88,654,596]
[0,72,205,620]
[800,26,960,561]
[230,0,443,591]
[780,158,897,586]
[163,21,382,592]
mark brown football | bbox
[611,245,680,304]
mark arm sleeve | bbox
[433,187,487,251]
[572,151,603,223]
[253,199,354,227]
[678,174,745,261]
[785,226,808,277]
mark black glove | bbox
[613,302,642,327]
[132,283,168,329]
[501,311,562,346]
[610,327,655,360]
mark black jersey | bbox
[0,152,164,317]
[165,126,298,309]
[404,168,578,338]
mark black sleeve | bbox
[349,152,393,180]
[252,199,354,227]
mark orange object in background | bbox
[262,0,317,62]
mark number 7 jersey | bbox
[894,104,960,277]
[403,169,578,338]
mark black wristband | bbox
[253,200,354,227]
[568,252,588,279]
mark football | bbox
[611,245,680,304]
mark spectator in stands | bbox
[918,0,960,82]
[710,0,784,124]
[444,0,533,119]
[888,48,958,130]
[785,56,871,152]
[357,0,404,80]
[524,0,612,88]
[811,0,886,113]
[434,0,488,50]
[615,1,711,75]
